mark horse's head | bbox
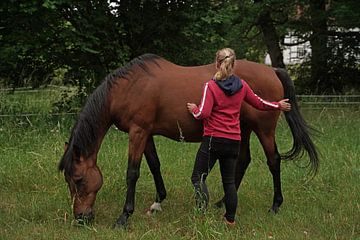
[61,143,103,224]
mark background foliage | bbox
[1,0,359,99]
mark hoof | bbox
[113,215,128,229]
[146,202,162,216]
[268,206,280,214]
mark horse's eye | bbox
[74,178,82,186]
[73,176,83,187]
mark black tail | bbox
[274,68,319,174]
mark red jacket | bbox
[191,77,280,140]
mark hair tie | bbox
[219,55,230,63]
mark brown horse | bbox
[58,54,318,228]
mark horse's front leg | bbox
[144,136,167,215]
[114,125,149,229]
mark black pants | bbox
[191,136,240,222]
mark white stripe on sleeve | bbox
[254,94,279,108]
[193,82,209,118]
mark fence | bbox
[0,88,359,118]
[0,86,78,117]
[296,95,360,109]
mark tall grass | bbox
[0,100,359,239]
[0,90,62,115]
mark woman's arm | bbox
[243,81,291,111]
[187,82,214,119]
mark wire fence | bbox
[0,87,359,118]
[296,95,360,109]
[0,86,79,118]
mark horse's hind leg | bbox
[234,127,252,191]
[144,136,167,214]
[256,131,283,214]
[114,125,149,229]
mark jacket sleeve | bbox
[191,82,214,119]
[243,81,280,110]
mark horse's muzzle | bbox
[74,211,95,225]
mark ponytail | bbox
[214,48,236,81]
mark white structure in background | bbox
[265,34,311,65]
[265,27,359,66]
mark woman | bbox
[187,48,291,226]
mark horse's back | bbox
[235,60,283,100]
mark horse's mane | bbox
[106,53,162,86]
[58,54,162,175]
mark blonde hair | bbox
[214,48,236,81]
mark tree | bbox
[236,0,360,93]
[285,0,360,93]
[254,0,286,68]
[0,0,130,91]
[0,1,60,88]
[2,0,358,94]
[309,0,331,92]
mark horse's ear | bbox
[64,142,69,152]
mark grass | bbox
[0,94,359,239]
[0,86,78,115]
[0,90,61,115]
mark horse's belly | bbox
[152,111,203,142]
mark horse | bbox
[58,54,318,228]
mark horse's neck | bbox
[91,120,112,157]
[74,112,112,160]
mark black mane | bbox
[105,53,162,86]
[58,54,162,175]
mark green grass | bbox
[0,104,359,239]
[0,87,78,115]
[0,90,60,115]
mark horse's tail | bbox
[274,68,319,174]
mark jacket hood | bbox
[214,75,242,96]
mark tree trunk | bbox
[255,1,285,68]
[309,0,330,93]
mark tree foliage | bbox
[0,0,359,95]
[0,0,130,92]
[283,0,360,93]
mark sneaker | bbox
[223,216,236,227]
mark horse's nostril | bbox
[74,211,95,225]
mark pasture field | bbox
[0,91,359,239]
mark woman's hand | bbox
[187,103,197,113]
[278,99,291,111]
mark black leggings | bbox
[191,136,240,222]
